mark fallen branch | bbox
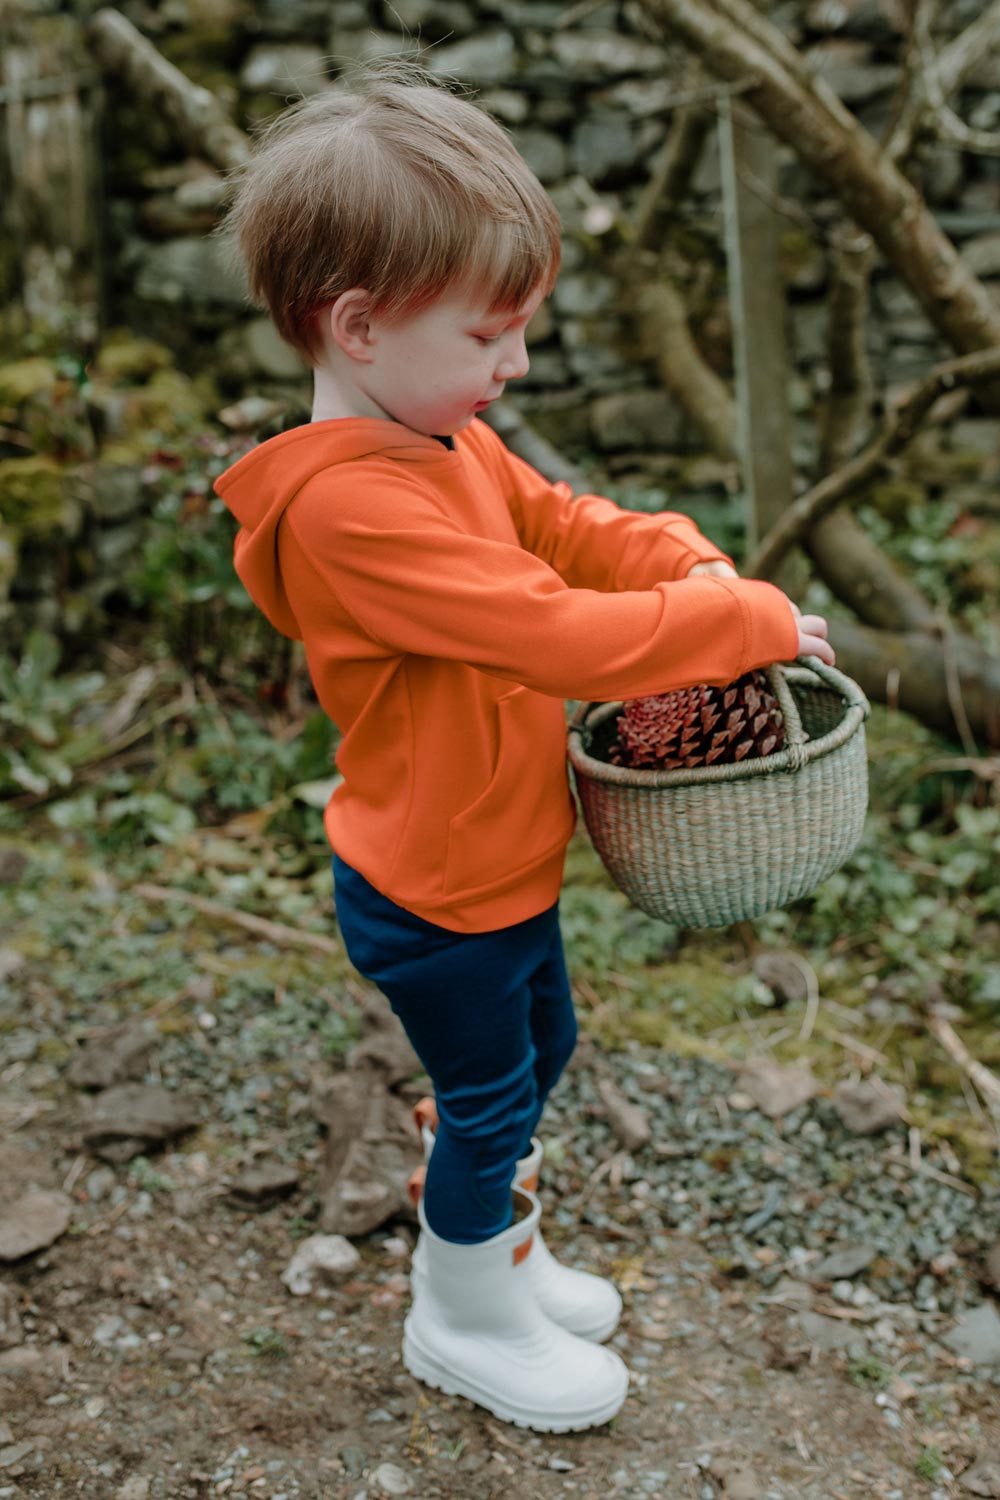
[632,59,717,254]
[826,617,1000,746]
[87,8,249,173]
[132,881,341,956]
[927,1014,1000,1132]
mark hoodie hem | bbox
[329,838,571,935]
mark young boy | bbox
[215,62,834,1434]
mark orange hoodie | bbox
[215,416,798,932]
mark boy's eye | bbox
[474,334,500,345]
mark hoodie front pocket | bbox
[443,686,572,897]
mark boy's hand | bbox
[687,560,739,579]
[791,606,836,666]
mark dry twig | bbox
[132,881,341,956]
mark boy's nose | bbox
[496,337,529,381]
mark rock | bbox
[571,110,635,187]
[227,1162,300,1208]
[133,235,248,308]
[513,127,567,186]
[941,1304,1000,1367]
[240,44,329,96]
[961,1456,1000,1496]
[348,1022,422,1085]
[0,1442,35,1469]
[809,1244,878,1282]
[80,1084,200,1163]
[795,1309,859,1352]
[596,1076,651,1151]
[67,1022,155,1091]
[0,1188,72,1261]
[384,0,474,37]
[424,32,516,86]
[0,1285,23,1348]
[590,389,686,452]
[281,1234,362,1296]
[314,1057,420,1235]
[0,1345,67,1377]
[832,1077,906,1134]
[982,1243,1000,1290]
[552,273,616,319]
[805,0,906,43]
[550,32,666,78]
[751,951,812,1007]
[84,466,147,524]
[737,1059,820,1118]
[0,847,28,882]
[115,1478,152,1500]
[804,39,899,103]
[0,948,25,981]
[372,1462,413,1496]
[217,396,286,432]
[248,318,309,379]
[707,1458,763,1500]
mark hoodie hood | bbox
[214,418,456,639]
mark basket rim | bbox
[567,658,869,791]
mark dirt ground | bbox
[3,1052,1000,1500]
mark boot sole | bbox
[402,1330,628,1433]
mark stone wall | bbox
[113,0,1000,430]
[5,0,1000,641]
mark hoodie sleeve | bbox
[465,420,732,588]
[280,470,799,704]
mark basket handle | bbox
[570,657,869,773]
[781,656,871,718]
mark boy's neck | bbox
[311,362,388,424]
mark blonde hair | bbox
[226,61,562,363]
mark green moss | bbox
[125,369,211,434]
[866,476,927,528]
[92,333,175,384]
[0,457,81,538]
[0,357,58,407]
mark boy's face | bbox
[358,282,545,436]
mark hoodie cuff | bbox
[721,578,801,675]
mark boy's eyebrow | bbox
[471,303,538,329]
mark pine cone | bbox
[611,670,786,771]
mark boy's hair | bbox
[227,61,562,363]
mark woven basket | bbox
[567,657,870,929]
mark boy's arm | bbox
[281,471,799,703]
[466,421,731,589]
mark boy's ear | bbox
[327,288,377,362]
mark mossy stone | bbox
[125,368,211,433]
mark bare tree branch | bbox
[636,280,739,460]
[747,346,1000,578]
[636,0,1000,380]
[633,59,716,253]
[87,7,249,173]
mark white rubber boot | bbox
[403,1187,629,1433]
[410,1099,623,1343]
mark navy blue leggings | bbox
[332,856,578,1244]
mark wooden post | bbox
[718,98,799,589]
[0,4,104,346]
